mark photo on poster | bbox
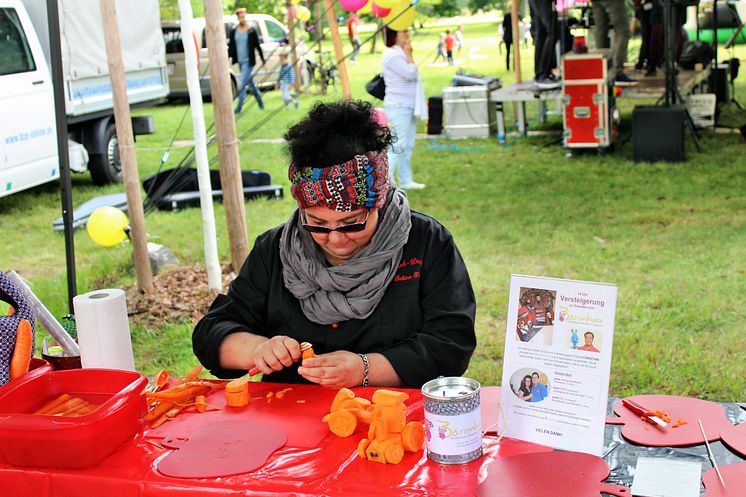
[515,287,557,345]
[509,367,551,403]
[568,329,603,352]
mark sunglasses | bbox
[301,209,369,234]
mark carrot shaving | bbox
[296,400,306,404]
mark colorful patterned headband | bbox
[289,150,389,212]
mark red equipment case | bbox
[561,53,617,149]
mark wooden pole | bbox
[286,0,302,93]
[324,0,352,99]
[511,0,522,82]
[204,0,249,272]
[98,0,152,293]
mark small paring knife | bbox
[622,398,668,427]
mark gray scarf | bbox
[279,189,412,325]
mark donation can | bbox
[421,377,483,464]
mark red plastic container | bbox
[0,368,147,469]
[0,358,53,395]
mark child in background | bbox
[433,33,446,63]
[444,30,455,65]
[275,52,299,109]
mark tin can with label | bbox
[421,377,483,464]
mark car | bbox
[162,13,312,100]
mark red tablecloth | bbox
[0,384,552,497]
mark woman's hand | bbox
[251,335,303,375]
[298,351,364,389]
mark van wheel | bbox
[89,123,122,185]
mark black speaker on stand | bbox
[633,0,701,162]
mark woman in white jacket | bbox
[381,27,427,190]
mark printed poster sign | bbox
[500,274,617,455]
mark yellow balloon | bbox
[374,0,399,8]
[296,5,311,22]
[359,0,373,13]
[384,1,415,31]
[86,207,129,247]
[291,0,302,4]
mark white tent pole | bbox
[178,0,221,292]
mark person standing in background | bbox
[530,0,559,89]
[275,52,299,109]
[454,25,464,60]
[228,8,267,113]
[347,11,361,63]
[434,33,447,63]
[591,0,637,85]
[444,30,455,65]
[381,27,427,190]
[502,12,513,70]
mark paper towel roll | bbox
[73,289,135,371]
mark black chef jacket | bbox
[192,210,477,388]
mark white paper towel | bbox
[73,289,135,371]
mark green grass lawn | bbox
[2,20,745,400]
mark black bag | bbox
[365,73,386,100]
[679,41,714,70]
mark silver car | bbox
[162,13,312,99]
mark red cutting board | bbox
[476,451,628,497]
[702,463,746,497]
[157,421,287,478]
[145,382,336,448]
[720,422,746,458]
[607,395,730,447]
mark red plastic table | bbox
[0,384,552,497]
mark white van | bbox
[162,13,312,99]
[0,1,57,197]
[0,0,169,198]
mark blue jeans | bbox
[236,60,264,111]
[384,105,417,186]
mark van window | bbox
[0,8,37,76]
[265,20,286,43]
[162,27,184,54]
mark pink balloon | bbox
[371,2,391,18]
[339,0,368,11]
[372,107,388,127]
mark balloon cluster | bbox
[340,0,416,31]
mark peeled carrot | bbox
[371,389,409,407]
[146,385,210,402]
[195,395,208,413]
[302,347,315,360]
[34,393,73,415]
[330,388,355,412]
[47,397,85,416]
[145,400,177,421]
[340,398,371,410]
[184,365,203,382]
[60,400,91,417]
[151,405,185,428]
[323,408,358,437]
[225,377,249,393]
[401,421,425,452]
[9,319,33,380]
[357,438,370,458]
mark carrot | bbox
[184,365,203,382]
[357,438,370,459]
[354,405,375,425]
[60,400,92,417]
[9,319,33,380]
[330,388,356,412]
[296,400,306,404]
[195,395,208,413]
[225,377,248,393]
[401,421,425,452]
[34,393,73,415]
[146,385,210,402]
[383,442,404,464]
[225,390,250,407]
[151,405,185,428]
[145,400,176,421]
[364,439,388,464]
[371,389,409,407]
[302,347,315,360]
[324,408,358,437]
[380,404,407,433]
[48,397,85,416]
[340,398,371,410]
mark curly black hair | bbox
[284,100,393,168]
